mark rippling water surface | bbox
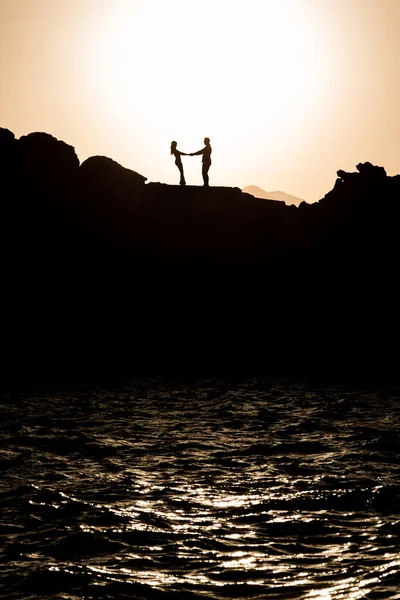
[1,377,400,599]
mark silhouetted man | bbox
[190,137,212,186]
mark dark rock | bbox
[335,162,387,186]
[1,127,400,385]
[15,132,79,193]
[320,161,395,218]
[76,156,148,249]
[0,128,16,180]
[337,169,352,180]
[0,127,15,149]
[356,161,386,178]
[79,155,146,193]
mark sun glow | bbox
[2,0,399,201]
[90,0,329,187]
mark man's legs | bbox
[202,163,210,186]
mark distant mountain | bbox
[242,185,303,206]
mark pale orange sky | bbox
[1,0,399,202]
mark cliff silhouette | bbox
[1,127,399,385]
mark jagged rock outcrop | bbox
[0,128,16,179]
[0,127,15,150]
[79,155,146,194]
[356,161,387,178]
[15,132,80,194]
[315,160,396,220]
[337,162,387,182]
[76,156,148,252]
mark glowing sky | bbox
[1,0,399,202]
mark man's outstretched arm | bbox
[190,147,205,156]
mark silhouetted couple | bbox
[170,137,212,186]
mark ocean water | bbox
[1,377,400,600]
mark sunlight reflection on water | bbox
[1,378,400,599]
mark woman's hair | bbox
[170,141,177,154]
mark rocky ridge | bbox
[1,128,399,384]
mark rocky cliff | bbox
[1,128,399,384]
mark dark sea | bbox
[1,377,400,600]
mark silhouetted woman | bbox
[170,141,188,185]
